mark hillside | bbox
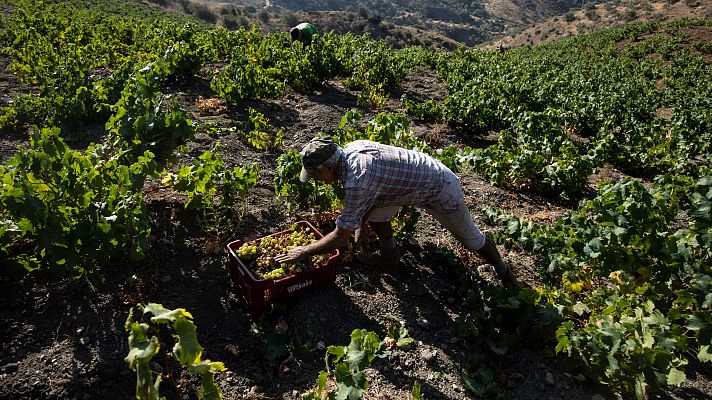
[140,0,712,48]
[140,0,589,46]
[138,0,462,50]
[0,0,711,400]
[491,0,712,48]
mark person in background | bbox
[290,22,318,44]
[275,137,521,289]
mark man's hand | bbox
[273,227,348,264]
[274,246,307,264]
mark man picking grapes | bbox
[289,22,318,44]
[274,137,520,289]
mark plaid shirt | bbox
[335,140,446,230]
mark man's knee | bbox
[447,222,486,251]
[469,231,487,251]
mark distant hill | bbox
[182,0,597,46]
[137,0,712,49]
[488,0,712,49]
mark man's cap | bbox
[299,137,338,182]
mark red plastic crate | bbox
[226,221,340,315]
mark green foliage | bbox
[301,329,386,400]
[124,303,226,400]
[391,207,421,240]
[400,94,443,123]
[242,108,284,150]
[462,109,603,197]
[384,323,414,349]
[211,54,286,102]
[433,20,710,186]
[0,0,207,130]
[412,381,421,400]
[105,59,196,166]
[164,143,259,210]
[250,316,290,363]
[484,173,712,399]
[0,49,198,276]
[162,143,259,239]
[209,30,375,103]
[356,83,388,110]
[0,127,152,275]
[163,39,205,78]
[345,40,409,90]
[248,310,319,365]
[274,149,342,213]
[279,32,358,91]
[333,112,431,153]
[416,246,544,398]
[555,298,689,398]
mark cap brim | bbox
[299,167,314,183]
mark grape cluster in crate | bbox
[236,226,329,280]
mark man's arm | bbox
[303,226,351,257]
[274,226,352,263]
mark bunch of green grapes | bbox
[237,227,331,280]
[236,243,257,258]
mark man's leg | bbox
[474,236,509,279]
[424,173,519,288]
[367,220,394,242]
[354,226,369,251]
[425,204,518,287]
[354,207,400,265]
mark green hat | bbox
[299,137,338,182]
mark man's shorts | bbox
[363,169,486,251]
